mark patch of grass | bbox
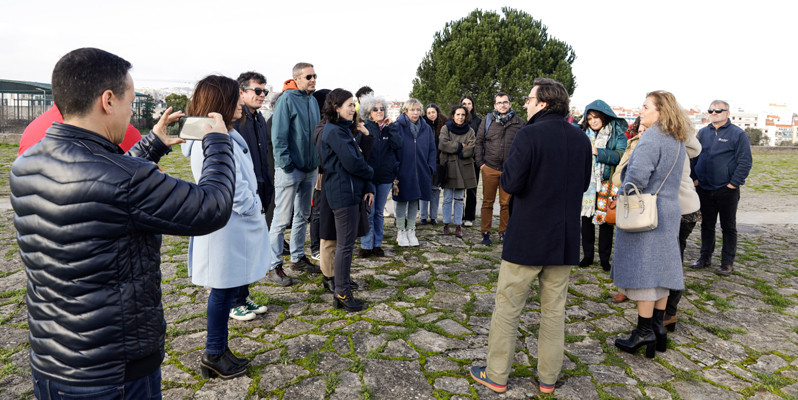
[324,371,341,395]
[363,275,388,289]
[703,324,746,340]
[462,293,476,314]
[565,333,586,343]
[349,358,365,374]
[298,351,321,370]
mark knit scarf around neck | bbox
[444,119,469,134]
[581,124,612,220]
[492,109,515,126]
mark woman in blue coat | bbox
[320,89,375,311]
[393,98,437,247]
[611,91,690,358]
[578,100,628,271]
[183,76,270,379]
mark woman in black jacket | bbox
[420,103,447,225]
[358,93,402,257]
[460,95,481,227]
[320,89,374,311]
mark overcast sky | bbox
[2,0,795,112]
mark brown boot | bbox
[663,314,677,332]
[611,292,627,303]
[455,225,463,238]
[443,224,450,235]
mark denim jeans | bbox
[394,200,418,230]
[419,185,440,220]
[206,287,238,354]
[32,369,161,400]
[697,186,740,265]
[270,168,317,266]
[231,284,249,308]
[360,183,392,249]
[442,188,465,225]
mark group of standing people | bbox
[11,46,756,398]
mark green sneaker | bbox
[229,305,256,321]
[244,298,267,314]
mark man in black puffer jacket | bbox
[11,48,235,399]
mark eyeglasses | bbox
[495,101,510,105]
[303,74,317,80]
[523,96,536,103]
[371,107,385,112]
[707,108,728,114]
[243,88,269,96]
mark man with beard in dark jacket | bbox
[470,78,591,395]
[10,47,235,399]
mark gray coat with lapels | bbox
[610,124,686,290]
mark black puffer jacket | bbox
[11,123,235,386]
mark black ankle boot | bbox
[334,290,364,312]
[322,276,335,293]
[579,258,592,268]
[615,315,656,358]
[200,350,247,379]
[652,309,667,352]
[223,347,249,370]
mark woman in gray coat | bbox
[438,105,477,237]
[611,90,692,358]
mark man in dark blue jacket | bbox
[469,78,591,395]
[690,100,752,276]
[234,72,294,298]
[11,48,235,399]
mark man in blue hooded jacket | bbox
[690,100,752,276]
[270,62,322,274]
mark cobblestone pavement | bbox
[1,203,797,400]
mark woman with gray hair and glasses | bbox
[357,94,402,257]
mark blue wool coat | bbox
[500,112,592,266]
[394,113,437,202]
[321,120,375,210]
[610,124,685,290]
[184,129,270,288]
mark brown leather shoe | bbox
[690,259,711,269]
[443,224,450,235]
[611,292,627,303]
[455,225,463,238]
[663,314,677,332]
[715,264,734,276]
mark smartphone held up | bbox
[177,117,215,140]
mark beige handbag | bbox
[616,146,680,232]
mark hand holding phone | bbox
[178,116,216,140]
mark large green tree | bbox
[410,7,576,117]
[165,93,189,112]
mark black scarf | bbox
[445,119,469,134]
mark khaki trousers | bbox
[320,239,336,277]
[480,165,511,234]
[486,260,571,386]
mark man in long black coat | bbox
[470,78,592,395]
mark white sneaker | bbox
[397,229,410,247]
[463,220,473,227]
[229,305,256,321]
[407,229,419,246]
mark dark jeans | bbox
[697,186,740,265]
[666,218,698,317]
[464,163,480,221]
[310,188,321,255]
[333,204,359,295]
[207,287,238,354]
[231,284,249,308]
[580,216,614,264]
[32,369,161,400]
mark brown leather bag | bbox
[605,197,617,224]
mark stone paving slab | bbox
[1,185,798,399]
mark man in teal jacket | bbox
[270,62,322,273]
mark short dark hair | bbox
[533,78,570,116]
[322,88,354,124]
[494,92,511,103]
[51,48,132,118]
[449,105,471,125]
[186,75,240,131]
[355,86,373,99]
[237,71,266,88]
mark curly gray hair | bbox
[358,93,389,121]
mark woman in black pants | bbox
[319,89,374,311]
[460,95,481,227]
